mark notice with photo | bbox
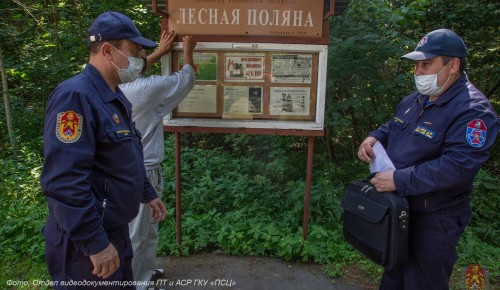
[269,87,310,116]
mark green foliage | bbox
[156,136,371,278]
[0,0,498,288]
[0,139,49,289]
[0,259,51,290]
[157,134,498,286]
[468,170,500,247]
[326,0,499,160]
[0,146,46,260]
[454,170,500,284]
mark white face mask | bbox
[414,62,452,96]
[110,46,144,83]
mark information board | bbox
[161,0,331,134]
[167,0,324,38]
[153,0,339,244]
[164,42,327,131]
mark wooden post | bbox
[302,136,315,240]
[175,132,182,251]
[169,128,321,250]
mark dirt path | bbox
[151,252,378,290]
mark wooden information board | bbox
[155,0,332,133]
[151,0,337,243]
[165,42,327,132]
[167,0,325,38]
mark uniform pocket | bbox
[105,125,133,142]
[390,116,409,130]
[412,124,442,143]
[42,224,63,246]
[107,228,128,254]
[437,209,470,236]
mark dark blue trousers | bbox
[43,220,134,290]
[380,205,471,290]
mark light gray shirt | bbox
[119,65,195,169]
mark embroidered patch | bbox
[463,264,488,290]
[414,125,435,140]
[466,119,487,148]
[417,36,428,48]
[56,111,83,143]
[115,129,131,138]
[393,117,405,125]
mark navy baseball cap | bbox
[401,29,467,60]
[88,11,157,49]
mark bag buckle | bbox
[361,185,373,194]
[399,211,409,231]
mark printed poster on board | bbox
[269,87,310,116]
[179,52,218,81]
[271,54,312,83]
[225,54,265,82]
[223,86,263,115]
[177,85,218,113]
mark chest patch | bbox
[56,111,83,143]
[466,119,487,148]
[115,129,131,138]
[414,125,436,140]
[393,117,405,125]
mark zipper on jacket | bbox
[417,97,435,118]
[102,178,109,219]
[417,98,425,118]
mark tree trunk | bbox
[76,1,85,63]
[50,0,60,53]
[324,125,337,165]
[0,46,18,159]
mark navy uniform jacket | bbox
[370,74,499,212]
[40,64,157,256]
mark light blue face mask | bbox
[414,61,452,96]
[111,46,144,83]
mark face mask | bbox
[414,62,452,96]
[110,46,144,83]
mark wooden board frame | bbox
[152,0,335,246]
[163,42,328,132]
[155,0,334,45]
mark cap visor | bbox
[401,51,437,61]
[130,37,157,49]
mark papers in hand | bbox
[369,141,396,173]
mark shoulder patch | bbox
[466,119,487,148]
[56,111,83,143]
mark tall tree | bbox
[0,47,17,158]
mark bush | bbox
[157,134,499,286]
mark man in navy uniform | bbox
[40,11,166,289]
[358,29,499,289]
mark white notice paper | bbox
[370,141,396,173]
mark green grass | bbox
[0,134,498,288]
[0,258,51,290]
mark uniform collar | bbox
[416,74,468,106]
[82,63,123,103]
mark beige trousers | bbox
[129,167,162,290]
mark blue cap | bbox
[88,11,157,49]
[401,29,467,60]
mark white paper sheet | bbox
[370,141,396,173]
